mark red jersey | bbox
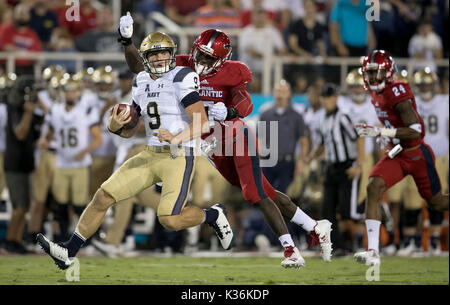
[175,54,253,139]
[0,23,42,66]
[370,81,425,148]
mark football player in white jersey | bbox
[38,75,102,241]
[38,32,234,270]
[414,68,449,256]
[89,66,119,200]
[26,67,67,247]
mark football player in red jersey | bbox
[117,13,332,267]
[354,50,449,266]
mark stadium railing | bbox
[0,51,448,95]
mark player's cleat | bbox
[91,238,120,258]
[354,249,381,266]
[308,220,333,262]
[37,233,73,270]
[281,246,306,269]
[209,204,234,250]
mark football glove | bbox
[355,124,381,137]
[118,12,133,46]
[209,102,228,121]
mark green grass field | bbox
[0,255,448,285]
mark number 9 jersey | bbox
[131,66,201,148]
[369,80,425,149]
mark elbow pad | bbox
[231,88,253,118]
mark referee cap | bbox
[320,83,339,97]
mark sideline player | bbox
[37,32,233,270]
[38,76,102,239]
[117,13,333,267]
[414,68,449,256]
[354,50,449,266]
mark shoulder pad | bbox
[173,67,195,83]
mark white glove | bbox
[355,124,381,137]
[209,102,227,121]
[119,12,133,38]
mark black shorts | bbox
[5,172,31,209]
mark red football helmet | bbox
[361,50,397,91]
[189,29,232,76]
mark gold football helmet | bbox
[346,68,364,87]
[139,32,177,77]
[346,68,366,104]
[42,65,66,81]
[395,69,411,83]
[413,67,438,101]
[60,74,82,91]
[74,67,95,82]
[92,66,116,100]
[0,73,17,89]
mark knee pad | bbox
[403,208,421,227]
[428,208,444,225]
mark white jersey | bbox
[37,90,59,150]
[294,104,325,149]
[0,103,7,152]
[416,94,449,157]
[132,66,201,148]
[46,101,100,169]
[338,95,378,154]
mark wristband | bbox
[108,126,123,135]
[380,128,397,138]
[117,28,132,46]
[226,107,239,120]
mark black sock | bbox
[203,208,219,225]
[430,235,440,249]
[62,232,86,257]
[413,234,422,248]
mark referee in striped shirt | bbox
[305,83,365,255]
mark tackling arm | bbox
[227,84,253,119]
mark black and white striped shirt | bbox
[319,108,358,163]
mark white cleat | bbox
[91,238,120,258]
[281,246,306,269]
[354,249,381,266]
[209,204,234,250]
[37,233,74,270]
[311,220,333,262]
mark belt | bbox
[146,145,183,153]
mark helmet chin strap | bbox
[195,62,213,75]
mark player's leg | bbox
[50,167,71,242]
[28,150,55,246]
[413,144,448,212]
[354,155,404,265]
[37,149,155,269]
[155,149,233,249]
[232,126,305,267]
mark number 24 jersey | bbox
[369,80,425,149]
